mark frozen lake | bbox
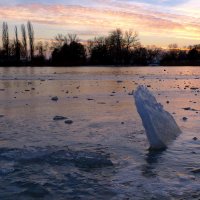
[0,66,200,199]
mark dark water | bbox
[0,67,200,199]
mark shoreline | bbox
[0,65,200,68]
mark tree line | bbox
[0,21,36,65]
[0,21,200,66]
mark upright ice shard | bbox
[134,86,181,150]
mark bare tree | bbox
[35,41,49,58]
[14,26,21,61]
[27,21,34,61]
[86,37,106,58]
[51,34,68,50]
[21,24,28,60]
[43,41,49,58]
[124,30,140,50]
[107,28,124,64]
[35,41,44,57]
[68,34,79,43]
[2,22,10,57]
[108,28,123,50]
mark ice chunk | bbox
[134,86,181,150]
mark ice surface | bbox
[134,85,181,150]
[1,67,200,199]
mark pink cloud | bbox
[0,3,200,45]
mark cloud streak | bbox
[0,2,199,46]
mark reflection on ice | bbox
[141,150,165,178]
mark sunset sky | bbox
[0,0,200,47]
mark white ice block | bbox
[134,86,181,150]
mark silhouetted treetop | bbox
[51,34,86,66]
[1,22,200,66]
[27,21,34,61]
